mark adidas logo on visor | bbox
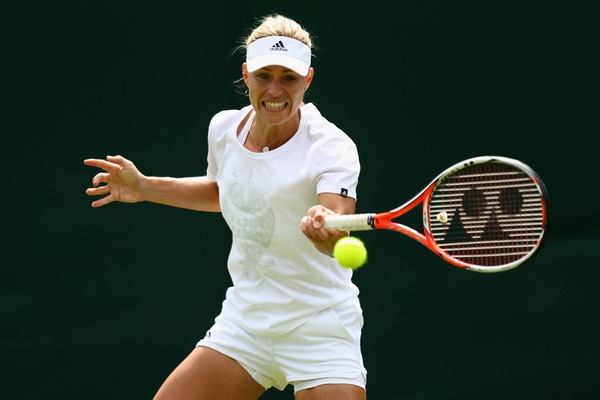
[270,40,287,52]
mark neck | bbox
[249,108,301,152]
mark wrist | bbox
[136,175,155,202]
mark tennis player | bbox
[85,15,366,400]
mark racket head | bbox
[424,156,549,272]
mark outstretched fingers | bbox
[86,184,110,197]
[84,155,129,172]
[90,193,115,208]
[84,155,144,207]
[84,158,114,172]
[91,172,110,187]
[84,156,121,207]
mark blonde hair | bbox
[244,14,313,49]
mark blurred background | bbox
[3,0,599,398]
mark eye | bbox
[257,73,270,80]
[283,75,298,82]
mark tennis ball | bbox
[333,237,367,270]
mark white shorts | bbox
[196,303,367,393]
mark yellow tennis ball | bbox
[334,237,367,270]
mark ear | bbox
[305,67,314,90]
[242,63,249,84]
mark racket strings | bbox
[429,162,545,267]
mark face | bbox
[243,64,314,127]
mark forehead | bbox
[255,65,298,74]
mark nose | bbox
[267,79,283,97]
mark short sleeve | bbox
[314,135,360,200]
[205,109,248,182]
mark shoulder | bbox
[302,103,340,134]
[301,103,358,157]
[208,105,253,138]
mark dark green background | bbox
[4,1,599,398]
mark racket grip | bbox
[323,213,375,231]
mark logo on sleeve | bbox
[340,188,348,197]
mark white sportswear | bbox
[206,103,361,336]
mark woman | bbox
[85,15,366,400]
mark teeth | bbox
[264,101,286,109]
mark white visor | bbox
[246,36,311,76]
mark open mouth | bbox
[263,101,288,111]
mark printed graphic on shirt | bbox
[220,176,275,265]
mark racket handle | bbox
[323,213,375,231]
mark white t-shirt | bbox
[207,103,361,336]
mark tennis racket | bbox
[325,156,549,272]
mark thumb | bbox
[106,155,129,167]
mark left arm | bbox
[301,193,356,257]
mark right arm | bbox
[84,155,220,212]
